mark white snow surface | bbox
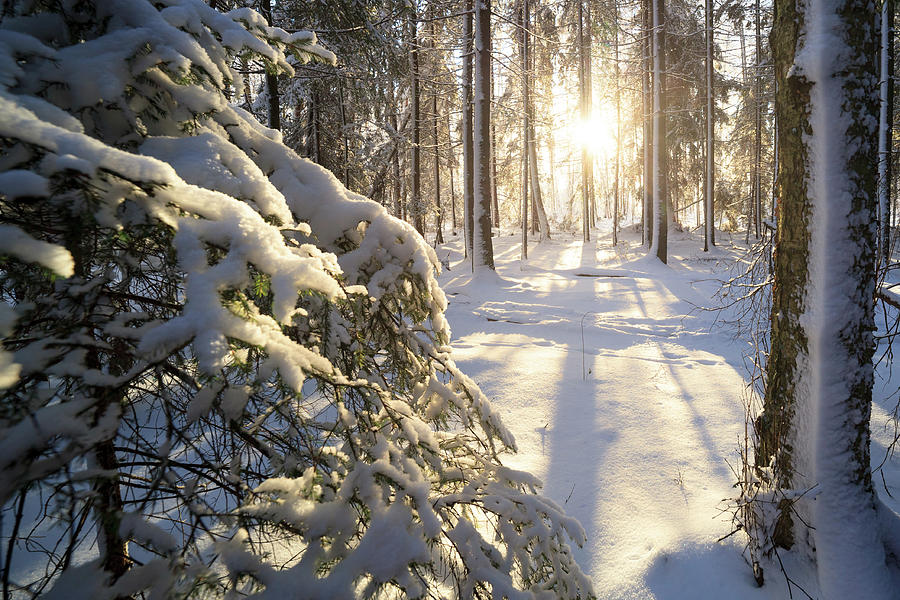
[435,225,900,599]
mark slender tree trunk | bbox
[521,0,530,260]
[491,59,500,229]
[338,75,350,189]
[613,0,621,247]
[463,0,475,261]
[473,0,495,270]
[651,0,667,263]
[431,11,444,244]
[705,0,715,250]
[578,0,592,242]
[753,0,762,239]
[757,0,895,593]
[391,102,402,217]
[642,0,653,248]
[879,0,894,265]
[448,111,457,230]
[410,13,424,234]
[528,135,551,240]
[260,0,281,130]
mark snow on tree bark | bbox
[756,0,896,594]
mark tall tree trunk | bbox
[651,0,667,263]
[463,0,475,261]
[753,0,762,240]
[448,111,458,230]
[491,59,500,229]
[704,0,715,250]
[431,11,444,244]
[613,0,621,247]
[642,0,653,248]
[473,0,495,270]
[260,0,281,130]
[391,106,402,218]
[879,0,894,265]
[756,0,895,593]
[410,13,424,234]
[578,0,592,242]
[338,75,350,189]
[521,0,529,260]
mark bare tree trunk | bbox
[473,0,495,270]
[391,101,402,217]
[260,0,281,130]
[431,11,444,244]
[491,60,500,229]
[338,75,350,189]
[613,0,621,247]
[578,0,592,242]
[704,0,715,250]
[651,0,667,263]
[447,111,458,230]
[462,0,474,261]
[521,0,529,260]
[410,13,423,234]
[753,0,762,239]
[642,0,653,248]
[879,0,894,264]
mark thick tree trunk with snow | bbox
[650,0,667,263]
[473,0,495,270]
[757,0,894,594]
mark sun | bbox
[570,109,619,158]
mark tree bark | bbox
[704,0,715,250]
[613,0,621,247]
[410,12,424,234]
[521,0,529,260]
[651,0,667,263]
[753,0,762,239]
[473,0,495,270]
[431,10,444,244]
[578,0,592,242]
[879,0,894,265]
[642,0,653,248]
[462,0,475,261]
[260,0,281,130]
[757,0,894,593]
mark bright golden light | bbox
[570,109,619,157]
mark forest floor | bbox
[436,223,900,599]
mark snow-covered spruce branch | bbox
[0,2,592,598]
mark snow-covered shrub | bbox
[0,2,593,598]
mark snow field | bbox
[435,225,900,599]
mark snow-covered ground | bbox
[436,223,900,599]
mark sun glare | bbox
[570,111,619,158]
